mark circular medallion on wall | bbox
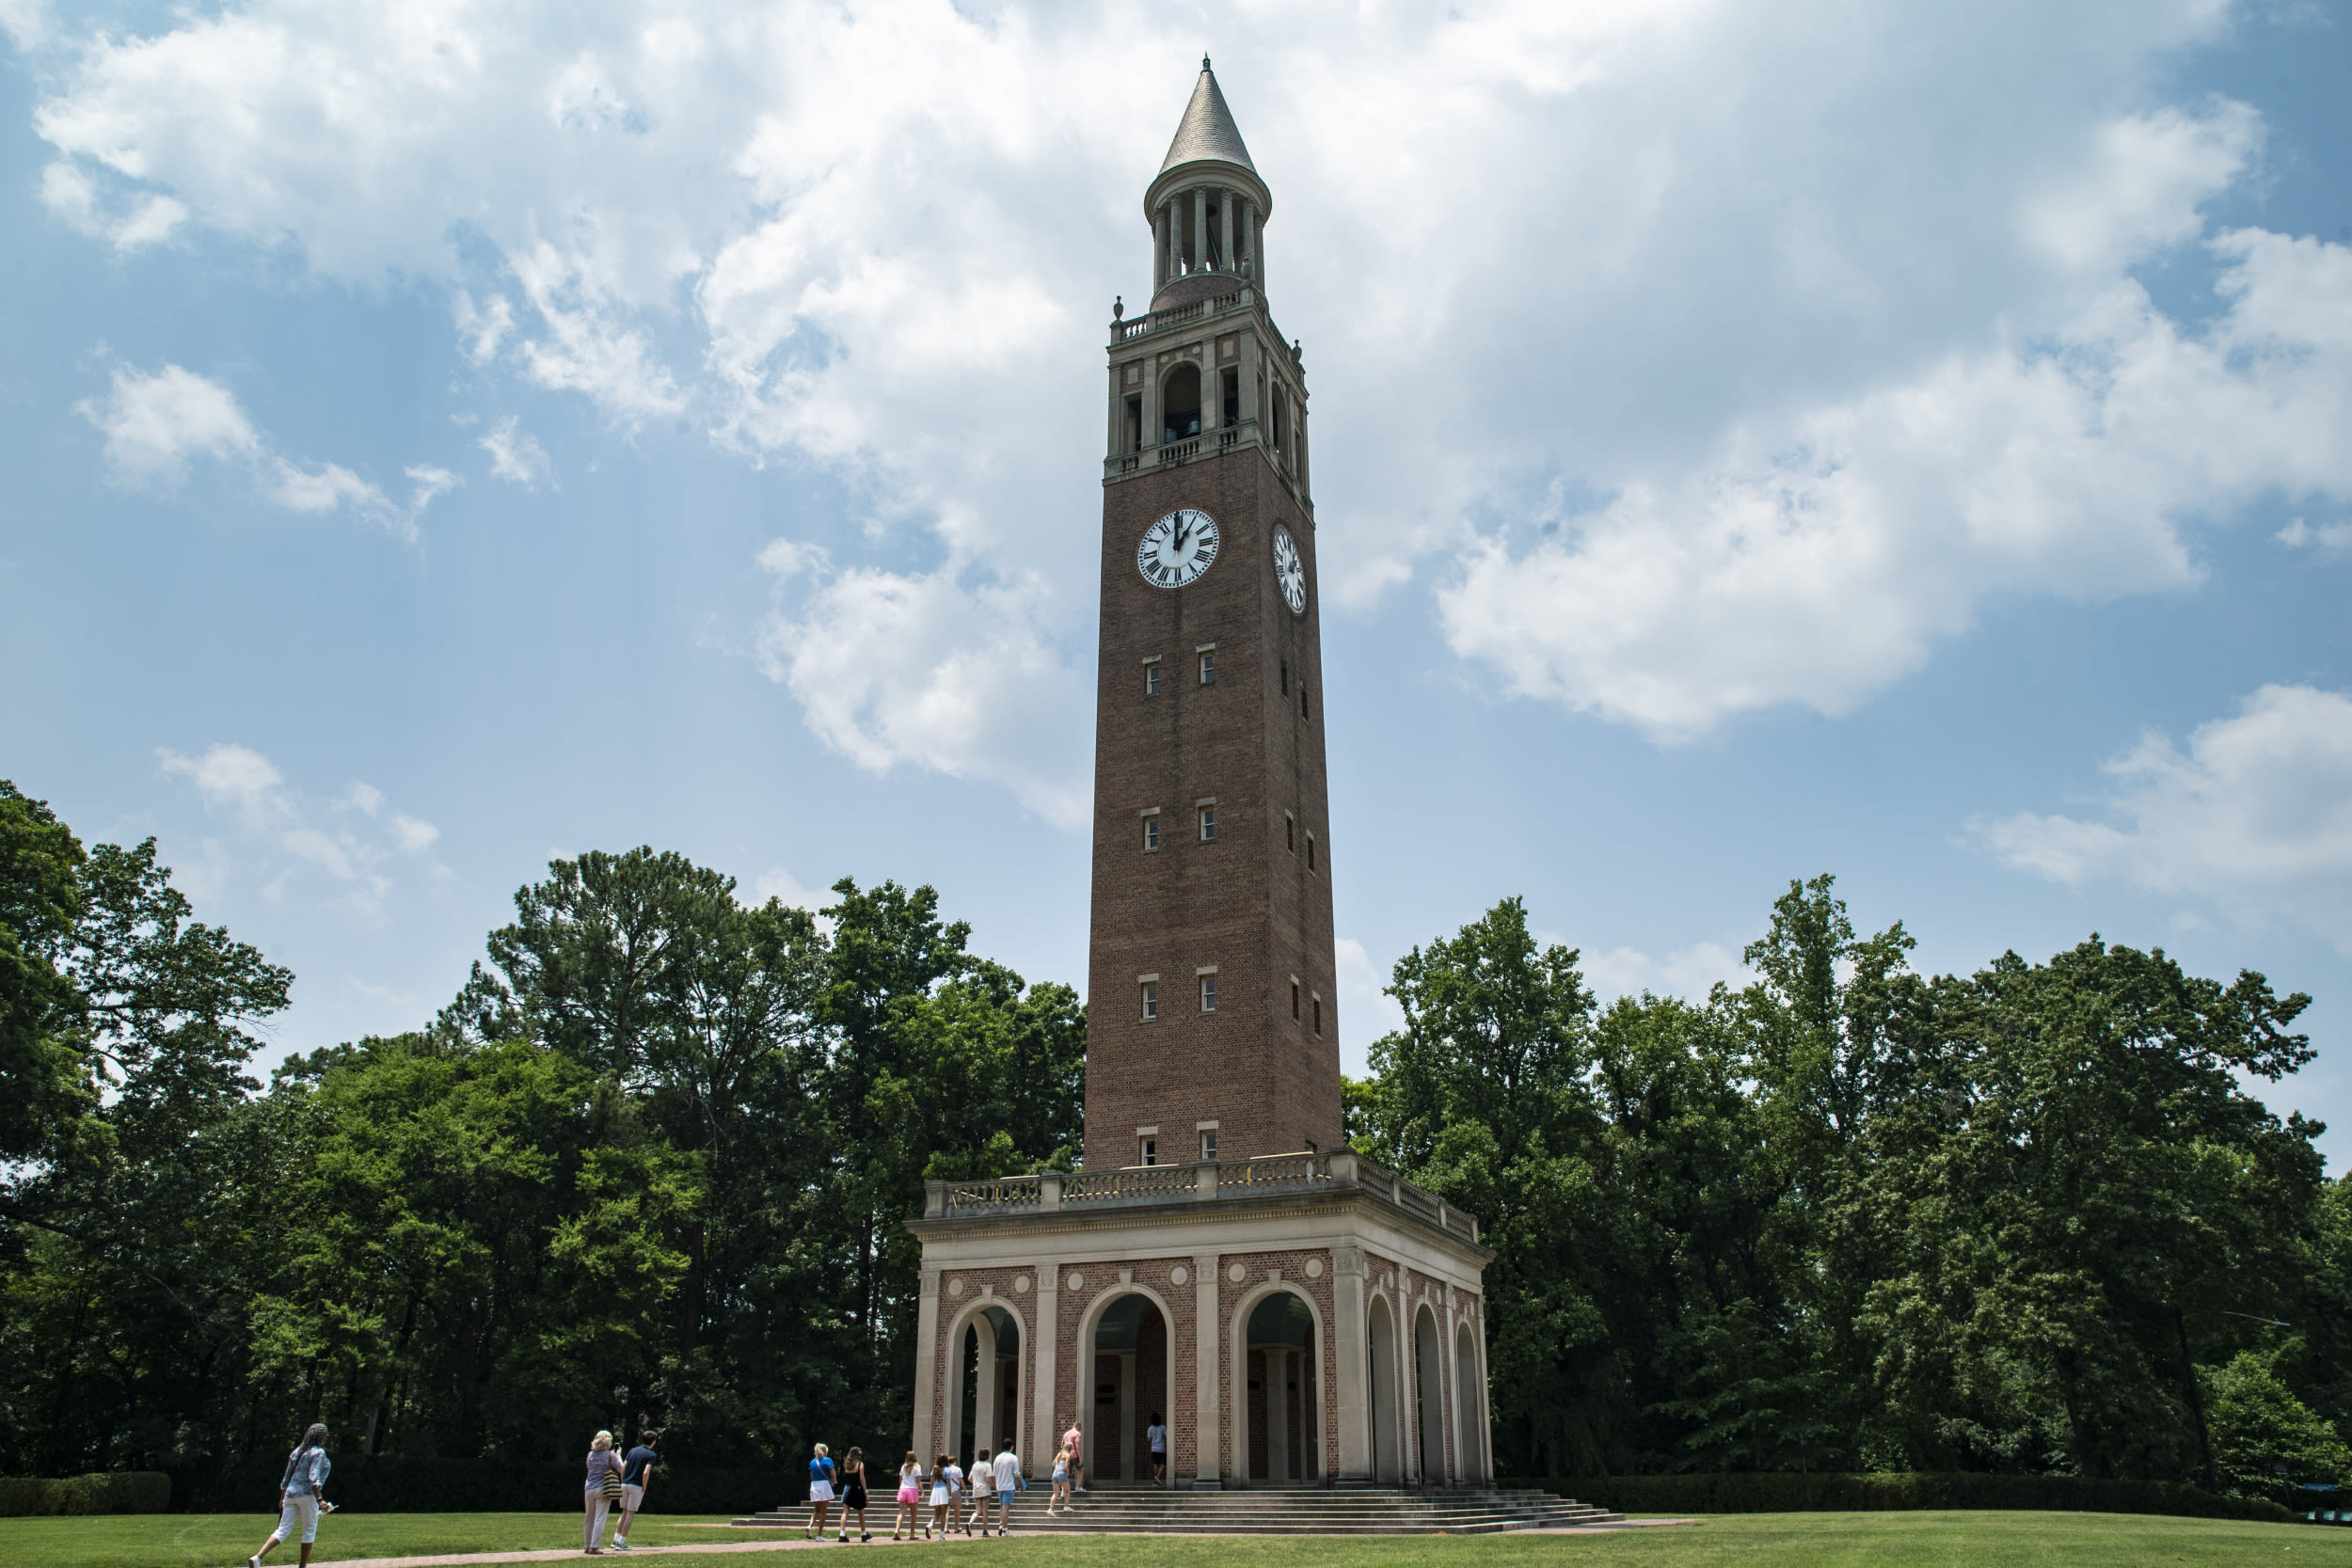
[1305,1258,1325,1278]
[947,1277,964,1296]
[1013,1275,1031,1293]
[1067,1272,1085,1291]
[1228,1262,1247,1283]
[1170,1265,1188,1286]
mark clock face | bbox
[1272,525,1306,615]
[1137,508,1220,590]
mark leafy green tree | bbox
[2203,1351,2352,1499]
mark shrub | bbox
[0,1473,173,1516]
[1523,1471,2296,1522]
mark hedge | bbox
[0,1473,174,1517]
[1523,1471,2296,1522]
[170,1455,785,1515]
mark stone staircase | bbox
[734,1485,1621,1536]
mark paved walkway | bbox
[227,1519,1693,1568]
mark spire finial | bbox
[1202,55,1212,71]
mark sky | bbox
[3,0,2350,1167]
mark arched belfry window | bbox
[1163,363,1202,443]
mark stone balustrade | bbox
[923,1148,1476,1242]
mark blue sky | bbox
[4,0,2350,1166]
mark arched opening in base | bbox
[1091,1293,1172,1485]
[1367,1294,1400,1483]
[1412,1305,1446,1482]
[949,1306,1022,1472]
[1245,1290,1322,1484]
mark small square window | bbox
[1144,816,1160,852]
[1200,651,1216,685]
[1200,1130,1218,1162]
[1307,831,1316,871]
[1146,661,1162,696]
[1200,805,1216,843]
[1140,1137,1158,1166]
[1200,974,1218,1012]
[1141,982,1158,1021]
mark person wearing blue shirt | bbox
[247,1423,331,1568]
[805,1443,837,1541]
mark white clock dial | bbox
[1272,525,1306,615]
[1137,508,1220,590]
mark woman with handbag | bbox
[583,1431,625,1554]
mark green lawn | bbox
[0,1511,2344,1568]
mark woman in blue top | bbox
[804,1443,836,1541]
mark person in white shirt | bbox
[990,1446,1022,1536]
[1146,1412,1168,1483]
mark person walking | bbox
[989,1443,1021,1536]
[804,1444,836,1541]
[1146,1411,1168,1484]
[581,1431,624,1555]
[1062,1418,1085,1496]
[246,1422,332,1568]
[927,1453,953,1538]
[965,1449,994,1537]
[945,1452,970,1536]
[893,1451,922,1540]
[610,1430,658,1552]
[1045,1444,1072,1516]
[835,1447,870,1544]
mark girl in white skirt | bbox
[804,1443,836,1541]
[927,1452,953,1537]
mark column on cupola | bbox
[1249,200,1263,295]
[1193,187,1209,273]
[1152,204,1169,293]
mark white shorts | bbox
[273,1496,320,1544]
[621,1483,645,1513]
[809,1480,834,1503]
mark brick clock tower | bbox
[909,60,1493,1493]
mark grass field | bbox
[0,1511,2344,1568]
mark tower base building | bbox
[909,61,1494,1488]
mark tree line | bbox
[3,778,2346,1502]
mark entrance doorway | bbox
[950,1306,1021,1470]
[1244,1290,1322,1484]
[1090,1293,1171,1484]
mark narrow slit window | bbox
[1280,659,1289,696]
[1200,805,1216,843]
[1200,974,1218,1012]
[1141,982,1158,1021]
[1291,981,1300,1020]
[1300,684,1310,720]
[1307,832,1317,872]
[1286,813,1295,852]
[1312,996,1322,1036]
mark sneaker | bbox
[862,1531,872,1542]
[249,1558,262,1568]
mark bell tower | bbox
[1088,56,1339,1171]
[906,61,1493,1499]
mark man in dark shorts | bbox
[611,1432,658,1552]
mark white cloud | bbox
[478,416,554,488]
[78,362,455,540]
[34,0,2352,780]
[2278,517,2352,556]
[80,362,258,483]
[1581,941,1750,1002]
[1334,936,1403,1074]
[1974,685,2352,952]
[754,539,1090,827]
[158,742,443,915]
[1439,228,2352,738]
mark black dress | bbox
[842,1464,868,1512]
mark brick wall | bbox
[1085,440,1343,1168]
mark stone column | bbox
[1267,1345,1289,1483]
[1249,200,1263,295]
[1152,204,1168,292]
[1192,187,1208,274]
[1332,1246,1370,1481]
[1031,1267,1060,1475]
[913,1268,942,1465]
[1192,1252,1221,1486]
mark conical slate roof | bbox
[1159,57,1256,175]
